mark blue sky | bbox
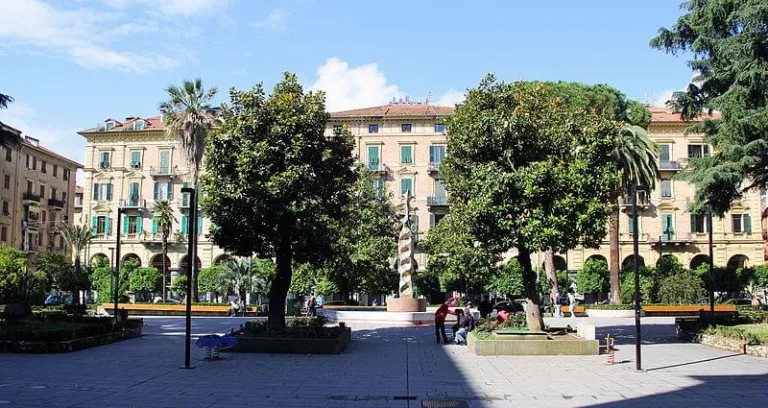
[0,0,693,182]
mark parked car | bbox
[44,294,62,306]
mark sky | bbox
[0,0,694,184]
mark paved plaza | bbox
[0,316,767,407]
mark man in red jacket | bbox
[434,300,460,344]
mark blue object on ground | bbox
[195,335,238,349]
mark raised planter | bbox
[0,320,143,353]
[100,303,261,317]
[467,332,599,356]
[223,327,351,354]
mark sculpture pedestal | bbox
[386,297,427,312]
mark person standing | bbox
[308,296,317,317]
[568,289,577,319]
[434,302,459,344]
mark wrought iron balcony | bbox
[619,194,650,209]
[647,233,693,245]
[150,166,176,177]
[659,160,682,171]
[47,198,65,210]
[427,196,449,207]
[22,192,41,205]
[120,196,145,209]
[367,161,387,174]
[428,162,441,174]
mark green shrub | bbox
[242,317,343,339]
[575,259,609,295]
[658,271,704,304]
[474,314,527,333]
[656,254,685,276]
[584,304,635,310]
[620,266,657,303]
[0,315,120,342]
[705,325,768,345]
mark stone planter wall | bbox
[0,323,143,354]
[224,327,351,354]
[585,309,639,318]
[467,332,599,356]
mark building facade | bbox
[0,121,81,256]
[327,104,765,272]
[78,117,231,273]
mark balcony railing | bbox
[178,198,191,208]
[367,161,387,173]
[23,192,41,204]
[428,162,441,173]
[659,160,682,171]
[99,161,110,169]
[619,194,649,208]
[48,198,65,209]
[427,196,449,206]
[129,161,142,169]
[647,233,693,245]
[150,166,175,177]
[120,196,145,209]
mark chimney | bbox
[24,136,40,147]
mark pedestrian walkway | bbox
[0,317,766,407]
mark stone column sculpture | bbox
[398,190,415,298]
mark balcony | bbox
[23,243,40,253]
[619,194,650,210]
[659,160,682,171]
[178,198,192,209]
[428,162,441,174]
[427,196,449,207]
[129,161,142,170]
[120,196,146,210]
[22,192,41,205]
[366,161,387,174]
[150,166,176,178]
[48,198,65,210]
[647,233,693,246]
[99,161,111,170]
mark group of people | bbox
[434,301,476,345]
[305,296,325,317]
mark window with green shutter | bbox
[628,215,635,234]
[400,178,413,196]
[662,214,674,240]
[130,151,141,168]
[152,218,158,234]
[182,182,190,206]
[104,217,111,235]
[91,216,97,235]
[745,214,752,234]
[122,215,129,235]
[429,145,445,165]
[92,183,99,200]
[400,145,413,164]
[180,215,188,234]
[159,150,170,173]
[368,146,380,170]
[197,215,203,235]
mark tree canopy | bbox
[651,0,768,215]
[202,73,356,328]
[444,76,623,329]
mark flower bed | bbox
[0,316,143,353]
[223,318,351,354]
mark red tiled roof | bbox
[79,116,165,133]
[330,104,454,118]
[22,140,83,169]
[648,106,720,123]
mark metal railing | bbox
[659,160,682,170]
[47,198,65,208]
[428,162,441,173]
[23,192,41,203]
[150,166,174,176]
[120,196,145,208]
[647,233,692,244]
[427,196,448,206]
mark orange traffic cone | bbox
[606,334,615,365]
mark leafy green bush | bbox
[474,314,527,333]
[537,268,570,297]
[705,324,768,345]
[575,259,609,294]
[0,315,120,342]
[129,267,161,302]
[242,317,343,339]
[584,304,635,310]
[656,254,685,277]
[658,271,704,304]
[486,260,524,297]
[620,266,657,303]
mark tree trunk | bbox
[268,235,292,330]
[609,203,622,304]
[517,245,544,331]
[544,248,559,306]
[73,257,82,305]
[162,231,168,302]
[191,174,200,302]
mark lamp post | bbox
[632,185,647,371]
[181,187,197,369]
[706,204,715,320]
[113,207,124,324]
[107,246,115,307]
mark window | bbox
[400,177,413,196]
[26,180,33,194]
[430,213,447,228]
[1,226,6,242]
[53,164,58,177]
[5,148,11,162]
[401,124,412,133]
[435,123,445,133]
[105,121,115,130]
[62,192,67,204]
[3,175,9,189]
[130,151,142,169]
[99,151,110,169]
[333,124,342,135]
[661,179,672,198]
[124,215,142,235]
[38,233,43,246]
[688,144,710,158]
[433,179,447,199]
[92,183,112,201]
[400,145,413,164]
[154,181,173,201]
[660,144,671,163]
[32,156,36,170]
[41,160,47,173]
[63,169,69,181]
[134,120,145,131]
[41,210,46,223]
[367,146,380,171]
[368,124,379,134]
[159,150,171,173]
[50,187,56,200]
[429,145,445,166]
[93,216,110,235]
[25,154,32,169]
[662,214,674,240]
[731,214,752,234]
[372,176,385,198]
[2,201,8,215]
[39,185,45,199]
[691,214,709,234]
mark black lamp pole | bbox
[114,207,123,324]
[707,205,715,320]
[632,185,646,371]
[181,187,197,369]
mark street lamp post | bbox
[181,187,197,369]
[707,205,715,320]
[114,207,124,324]
[107,246,115,307]
[632,185,647,371]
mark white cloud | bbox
[309,57,402,112]
[0,0,194,72]
[0,103,85,184]
[101,0,229,18]
[649,89,675,107]
[437,89,465,107]
[251,9,289,30]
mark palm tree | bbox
[0,93,13,109]
[608,124,659,303]
[0,92,22,149]
[221,258,254,306]
[58,223,93,305]
[159,78,218,302]
[153,201,176,302]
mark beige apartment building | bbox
[0,121,81,256]
[78,117,230,273]
[327,104,765,273]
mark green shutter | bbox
[159,150,170,171]
[105,217,110,235]
[91,216,97,235]
[430,214,436,228]
[182,182,189,206]
[400,178,412,195]
[153,182,159,200]
[130,182,139,198]
[368,146,379,165]
[152,218,158,234]
[122,215,128,235]
[181,215,188,234]
[197,215,202,235]
[131,151,141,165]
[745,214,752,234]
[106,184,112,200]
[411,215,419,232]
[166,182,173,199]
[401,146,412,163]
[93,183,99,200]
[690,214,696,233]
[136,216,143,234]
[628,215,635,234]
[429,146,435,163]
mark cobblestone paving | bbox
[1,316,766,407]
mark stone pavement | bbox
[1,316,767,407]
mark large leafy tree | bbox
[220,259,255,304]
[129,267,161,302]
[58,223,93,304]
[0,92,22,148]
[198,265,226,302]
[444,76,621,330]
[202,73,356,329]
[650,0,768,215]
[159,78,218,301]
[152,200,175,302]
[0,247,47,320]
[422,214,501,296]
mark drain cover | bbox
[422,401,470,408]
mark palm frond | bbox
[0,93,13,109]
[611,124,660,194]
[57,223,93,260]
